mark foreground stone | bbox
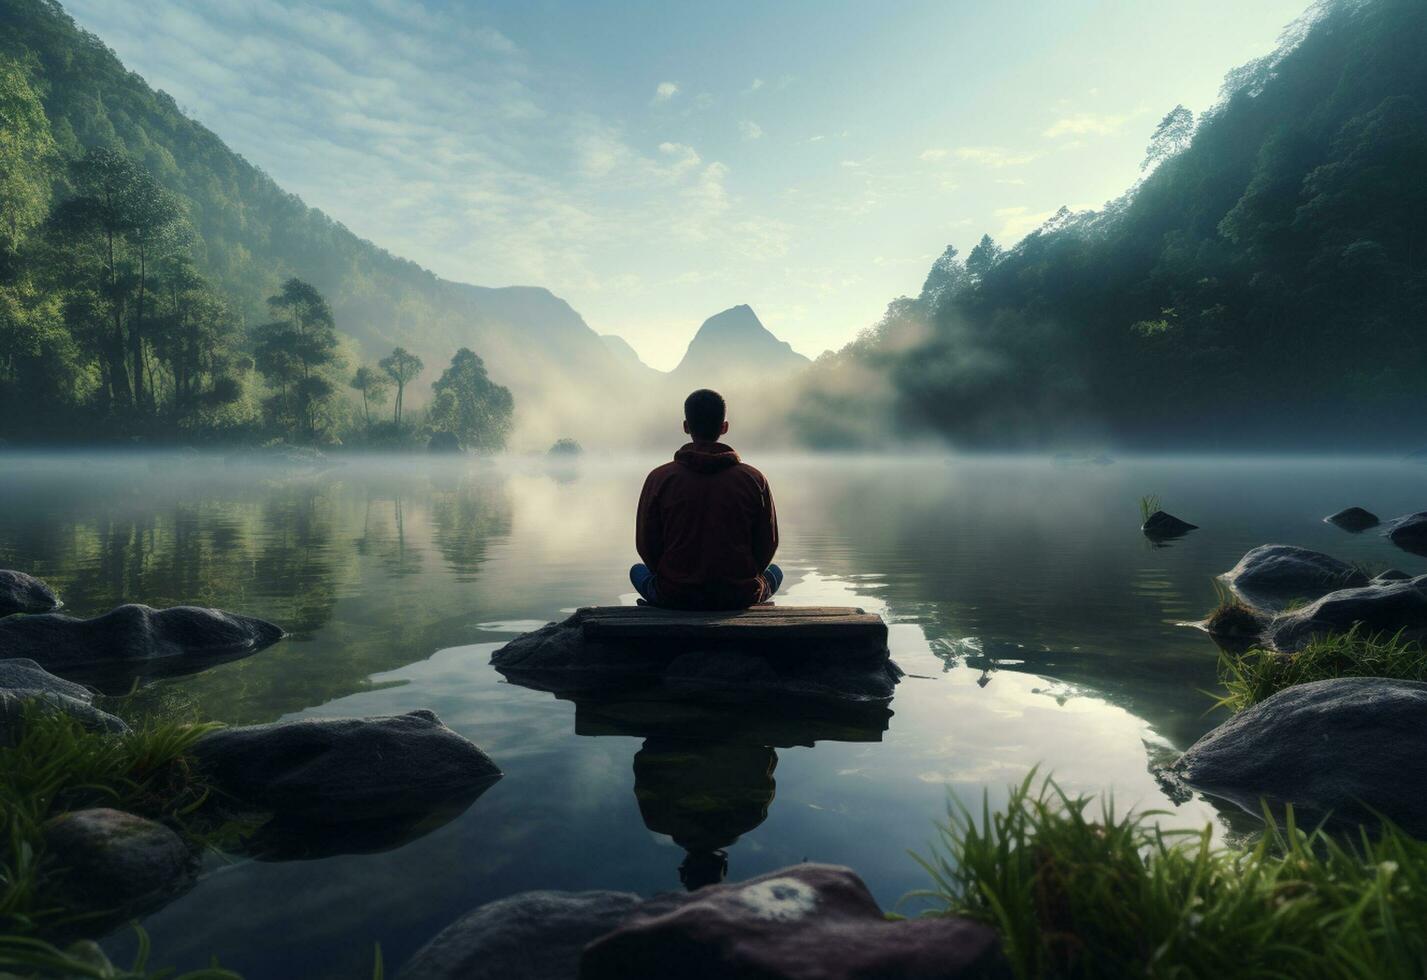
[194,709,500,823]
[1222,545,1367,607]
[582,864,1009,980]
[1324,507,1379,532]
[42,809,196,939]
[399,890,644,980]
[1141,510,1197,539]
[400,866,1008,980]
[1264,574,1427,652]
[0,569,62,617]
[0,658,128,744]
[1173,678,1427,835]
[493,607,901,704]
[0,604,284,685]
[1387,512,1427,556]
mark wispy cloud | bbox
[652,80,679,104]
[918,147,949,161]
[956,146,1037,168]
[1043,111,1132,138]
[994,205,1059,242]
[739,120,763,140]
[744,78,764,94]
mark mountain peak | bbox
[671,305,809,385]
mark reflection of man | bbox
[633,739,777,891]
[632,389,782,609]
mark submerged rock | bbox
[1173,678,1427,835]
[0,658,128,744]
[428,431,462,453]
[1141,510,1197,539]
[1387,512,1427,556]
[41,808,196,939]
[0,569,62,617]
[1324,507,1379,532]
[1264,574,1427,652]
[1222,544,1367,607]
[193,709,500,824]
[581,864,1009,980]
[399,890,644,980]
[0,604,284,687]
[492,608,901,704]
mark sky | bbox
[66,0,1310,370]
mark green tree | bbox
[428,347,513,452]
[379,346,422,424]
[1141,105,1194,172]
[0,56,56,261]
[253,278,342,441]
[349,364,390,429]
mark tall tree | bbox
[379,346,422,424]
[428,347,513,452]
[349,365,390,429]
[1141,105,1195,172]
[0,56,56,262]
[253,278,341,441]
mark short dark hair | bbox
[684,388,726,441]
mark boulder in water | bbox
[1264,574,1427,652]
[1141,511,1197,539]
[0,604,284,687]
[428,431,462,453]
[399,890,644,980]
[1387,512,1427,556]
[41,808,196,939]
[1172,678,1427,835]
[1373,569,1413,583]
[581,863,1009,980]
[193,709,500,823]
[1324,507,1379,532]
[0,658,128,744]
[0,570,62,617]
[492,607,901,704]
[1221,545,1367,607]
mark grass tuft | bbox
[1138,494,1161,524]
[0,706,221,934]
[912,772,1427,980]
[1215,627,1427,713]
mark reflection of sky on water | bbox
[1,453,1424,977]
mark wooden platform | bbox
[576,605,887,645]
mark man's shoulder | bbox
[731,460,769,486]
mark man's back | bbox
[636,441,778,610]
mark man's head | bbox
[683,388,728,442]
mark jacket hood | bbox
[674,441,741,473]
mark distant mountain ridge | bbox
[669,305,810,388]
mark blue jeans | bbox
[630,563,783,605]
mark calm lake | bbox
[1,452,1423,977]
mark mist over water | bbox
[1,451,1424,977]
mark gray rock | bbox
[428,431,462,453]
[581,864,1010,980]
[1141,510,1197,539]
[193,709,500,823]
[41,809,196,938]
[1373,569,1413,583]
[0,604,284,687]
[1265,574,1427,652]
[1325,507,1379,532]
[1387,512,1427,556]
[399,890,643,980]
[1173,678,1427,835]
[1222,545,1368,607]
[0,570,62,617]
[493,611,901,704]
[0,658,128,745]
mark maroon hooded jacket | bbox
[636,442,778,609]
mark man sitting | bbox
[631,389,782,609]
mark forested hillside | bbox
[796,0,1427,450]
[0,0,630,445]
